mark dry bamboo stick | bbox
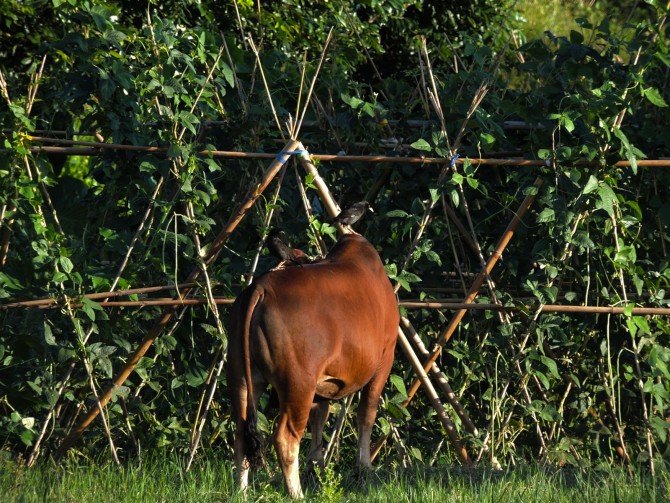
[599,370,632,469]
[324,394,354,464]
[0,201,15,268]
[54,138,302,459]
[405,177,544,403]
[293,28,333,137]
[17,136,670,167]
[248,35,286,139]
[295,144,343,223]
[63,303,121,465]
[440,200,480,255]
[7,296,670,315]
[293,163,328,256]
[1,282,199,310]
[0,119,561,136]
[243,163,289,286]
[611,209,655,475]
[396,327,470,464]
[400,317,478,436]
[27,179,166,466]
[185,201,228,472]
[399,302,670,315]
[0,60,46,269]
[240,41,294,280]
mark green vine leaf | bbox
[410,139,432,151]
[641,86,668,108]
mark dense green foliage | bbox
[2,0,670,489]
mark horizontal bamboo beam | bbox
[0,120,543,137]
[15,136,670,167]
[400,301,670,315]
[0,283,201,309]
[5,295,668,316]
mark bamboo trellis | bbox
[42,138,504,462]
[3,1,669,478]
[2,137,669,465]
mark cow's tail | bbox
[242,288,265,468]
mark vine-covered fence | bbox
[2,0,670,477]
[3,132,670,473]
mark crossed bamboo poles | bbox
[54,139,298,457]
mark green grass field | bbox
[2,453,668,502]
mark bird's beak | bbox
[368,206,375,213]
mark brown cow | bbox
[226,233,399,498]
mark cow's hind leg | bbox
[356,356,394,473]
[272,388,314,499]
[307,400,330,479]
[230,371,267,494]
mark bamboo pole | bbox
[400,317,478,436]
[370,328,471,464]
[405,177,544,403]
[396,327,470,464]
[0,282,201,310]
[295,143,342,222]
[399,302,670,315]
[6,296,670,316]
[184,201,228,472]
[16,136,670,167]
[54,138,301,459]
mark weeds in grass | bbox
[314,463,344,502]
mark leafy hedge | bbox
[1,0,670,473]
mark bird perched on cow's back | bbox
[334,201,374,228]
[265,229,311,267]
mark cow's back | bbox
[232,234,398,400]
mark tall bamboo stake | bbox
[611,209,655,475]
[184,201,229,471]
[54,138,301,459]
[400,317,478,436]
[371,327,471,464]
[405,177,544,403]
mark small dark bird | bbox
[266,229,295,263]
[265,229,310,267]
[334,201,374,227]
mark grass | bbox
[2,452,669,503]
